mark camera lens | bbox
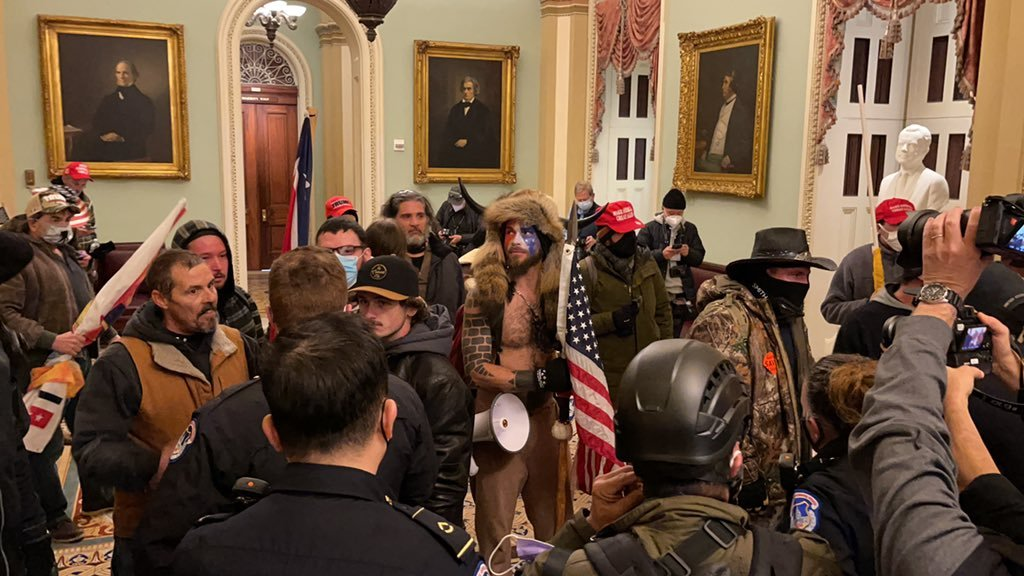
[896,209,970,269]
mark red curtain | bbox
[592,0,660,159]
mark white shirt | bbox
[709,95,737,156]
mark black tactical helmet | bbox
[615,339,750,469]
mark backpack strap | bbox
[540,548,574,576]
[750,524,803,576]
[580,519,745,576]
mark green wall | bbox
[658,1,813,264]
[380,0,541,211]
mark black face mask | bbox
[606,231,637,259]
[750,272,810,320]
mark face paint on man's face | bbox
[503,221,541,261]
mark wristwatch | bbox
[913,283,963,310]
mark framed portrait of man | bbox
[39,16,190,179]
[413,40,518,184]
[673,17,775,199]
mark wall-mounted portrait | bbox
[414,40,518,184]
[39,16,190,179]
[674,17,775,198]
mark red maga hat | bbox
[875,198,915,225]
[595,200,644,234]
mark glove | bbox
[612,302,639,337]
[540,357,573,393]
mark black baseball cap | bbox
[350,255,419,301]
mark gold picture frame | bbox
[414,40,518,184]
[673,17,775,199]
[39,15,190,179]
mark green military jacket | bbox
[523,495,839,576]
[580,246,673,405]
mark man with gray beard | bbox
[73,250,259,575]
[381,190,465,319]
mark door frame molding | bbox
[218,0,385,287]
[240,30,314,136]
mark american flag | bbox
[282,117,313,252]
[558,243,620,493]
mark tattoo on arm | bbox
[463,292,516,392]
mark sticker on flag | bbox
[23,382,70,453]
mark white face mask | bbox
[664,215,683,228]
[879,226,901,252]
[450,199,466,212]
[577,200,594,213]
[43,224,72,245]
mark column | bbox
[539,0,591,213]
[969,0,1024,205]
[0,0,15,211]
[317,19,358,209]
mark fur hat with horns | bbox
[471,189,565,326]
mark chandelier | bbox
[246,1,307,45]
[344,0,397,42]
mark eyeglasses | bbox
[331,245,365,256]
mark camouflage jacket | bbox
[687,275,812,517]
[523,495,839,576]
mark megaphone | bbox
[473,393,530,453]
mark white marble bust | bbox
[877,124,950,211]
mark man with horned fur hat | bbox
[463,189,573,571]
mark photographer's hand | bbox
[916,207,991,327]
[977,311,1022,392]
[944,365,999,490]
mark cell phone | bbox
[671,236,684,249]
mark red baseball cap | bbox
[595,200,644,234]
[325,196,358,220]
[875,198,915,226]
[63,162,92,181]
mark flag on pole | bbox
[74,198,188,344]
[23,198,187,453]
[282,117,313,253]
[556,222,620,493]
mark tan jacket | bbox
[0,232,77,352]
[525,495,838,576]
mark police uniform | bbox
[134,376,438,575]
[786,441,874,576]
[172,463,483,575]
[525,495,839,576]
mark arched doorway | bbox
[217,0,385,283]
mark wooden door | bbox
[242,84,298,270]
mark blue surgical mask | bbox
[336,254,359,288]
[577,200,594,213]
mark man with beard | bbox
[462,189,573,572]
[73,250,259,574]
[381,190,464,319]
[688,228,836,526]
[80,59,155,162]
[172,220,264,341]
[582,200,673,405]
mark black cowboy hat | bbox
[726,227,836,279]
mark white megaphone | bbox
[469,393,530,477]
[473,393,530,450]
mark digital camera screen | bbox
[962,326,988,351]
[1008,220,1024,254]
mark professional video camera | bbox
[882,305,992,369]
[896,194,1024,270]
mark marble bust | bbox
[877,124,950,211]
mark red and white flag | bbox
[556,229,620,493]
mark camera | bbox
[439,228,456,240]
[882,305,992,368]
[897,195,1024,269]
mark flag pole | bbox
[554,204,580,528]
[856,85,881,251]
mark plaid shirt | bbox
[221,286,264,341]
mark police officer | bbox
[173,312,480,575]
[525,339,839,576]
[134,247,437,575]
[788,354,877,576]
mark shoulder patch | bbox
[169,419,197,463]
[392,502,477,563]
[790,489,820,532]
